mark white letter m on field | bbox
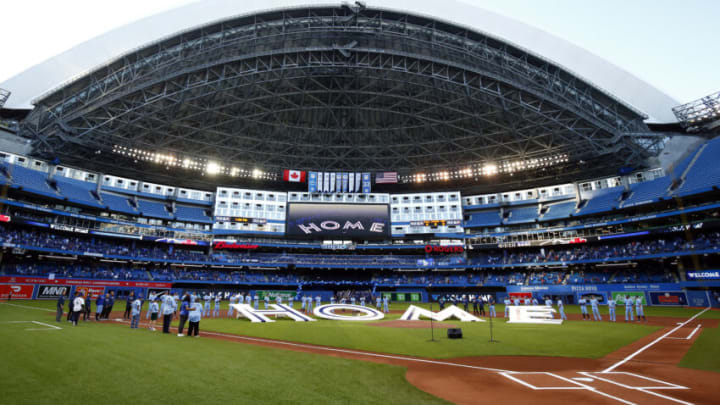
[400,305,484,322]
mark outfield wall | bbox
[3,275,720,306]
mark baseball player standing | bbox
[578,297,589,320]
[557,298,567,321]
[635,296,646,322]
[607,297,616,322]
[213,294,221,318]
[624,295,634,322]
[590,296,602,321]
[504,297,512,318]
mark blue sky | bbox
[1,0,717,104]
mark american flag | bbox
[375,171,398,184]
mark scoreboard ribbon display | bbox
[286,203,390,240]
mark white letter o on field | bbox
[313,304,385,321]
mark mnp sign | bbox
[37,285,71,299]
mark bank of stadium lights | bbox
[111,145,278,180]
[672,90,720,132]
[402,154,568,183]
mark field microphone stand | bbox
[428,291,436,342]
[488,300,498,343]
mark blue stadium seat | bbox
[622,176,672,207]
[674,138,720,196]
[137,199,173,220]
[53,176,104,208]
[100,192,140,215]
[6,164,59,198]
[504,205,538,224]
[576,186,623,216]
[174,205,213,223]
[540,201,576,221]
[464,210,502,227]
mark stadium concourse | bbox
[1,0,720,404]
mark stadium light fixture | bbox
[206,161,221,175]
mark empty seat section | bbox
[6,164,58,197]
[622,176,672,207]
[576,186,623,216]
[505,205,538,224]
[541,201,576,221]
[137,199,173,220]
[174,205,212,223]
[464,210,502,227]
[100,192,139,215]
[674,138,720,196]
[54,177,103,208]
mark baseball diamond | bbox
[0,1,719,404]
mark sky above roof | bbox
[1,0,718,106]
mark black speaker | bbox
[447,328,463,339]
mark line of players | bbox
[165,292,393,319]
[499,295,646,322]
[436,293,647,323]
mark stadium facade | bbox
[0,1,719,307]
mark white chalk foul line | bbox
[0,320,62,330]
[603,307,711,373]
[201,330,511,373]
[581,372,692,405]
[0,302,55,312]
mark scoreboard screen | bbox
[409,219,461,228]
[286,203,390,240]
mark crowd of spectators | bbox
[0,262,679,287]
[1,224,718,270]
[474,233,720,265]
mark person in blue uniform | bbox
[95,293,104,321]
[56,295,65,322]
[177,295,191,336]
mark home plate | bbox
[572,377,594,382]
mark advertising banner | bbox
[509,292,533,300]
[686,270,720,280]
[75,286,106,300]
[382,292,421,302]
[648,291,687,306]
[576,291,607,304]
[0,276,171,289]
[285,203,390,240]
[0,284,35,299]
[36,284,72,299]
[256,290,296,300]
[611,291,647,305]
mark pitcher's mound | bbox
[368,320,458,329]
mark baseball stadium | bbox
[1,1,720,404]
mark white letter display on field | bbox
[400,305,484,322]
[313,304,385,321]
[231,304,315,323]
[507,305,562,324]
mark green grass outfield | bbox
[0,302,448,405]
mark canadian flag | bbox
[283,169,306,182]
